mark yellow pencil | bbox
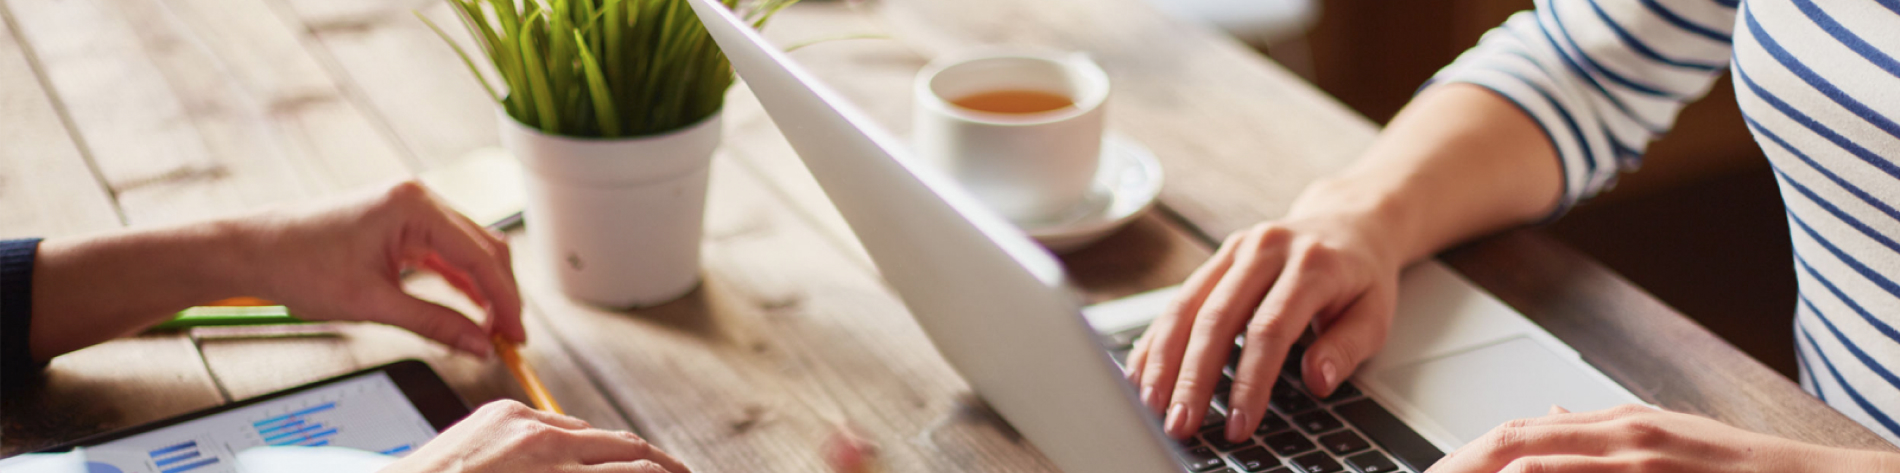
[493,334,564,415]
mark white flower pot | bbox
[500,111,722,308]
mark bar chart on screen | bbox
[54,371,441,473]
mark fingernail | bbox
[1164,403,1189,436]
[460,333,494,357]
[1142,386,1162,413]
[1320,360,1340,392]
[1226,409,1249,442]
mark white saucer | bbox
[1016,135,1164,253]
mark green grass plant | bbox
[421,0,795,138]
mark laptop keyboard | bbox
[1109,334,1443,473]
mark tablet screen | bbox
[75,370,439,473]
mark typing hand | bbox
[1426,405,1892,473]
[235,181,523,356]
[1122,209,1404,443]
[382,400,691,473]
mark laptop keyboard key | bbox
[1203,408,1229,429]
[1203,430,1257,452]
[1290,452,1345,473]
[1317,430,1371,455]
[1228,446,1280,472]
[1292,410,1345,434]
[1183,445,1226,472]
[1334,399,1444,471]
[1262,431,1315,457]
[1282,344,1308,379]
[1321,382,1362,404]
[1270,382,1319,414]
[1256,411,1292,435]
[1345,452,1400,473]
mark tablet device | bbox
[32,360,468,473]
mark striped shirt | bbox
[1432,0,1900,444]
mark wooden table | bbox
[3,0,1892,468]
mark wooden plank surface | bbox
[0,3,118,238]
[0,1,221,455]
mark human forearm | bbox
[1285,83,1564,266]
[26,182,523,362]
[30,218,259,359]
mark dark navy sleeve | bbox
[2,238,44,392]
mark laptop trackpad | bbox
[1373,336,1632,445]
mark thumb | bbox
[367,288,494,357]
[1301,287,1395,397]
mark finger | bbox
[1433,455,1622,473]
[567,430,691,472]
[423,254,486,306]
[1138,236,1243,417]
[1167,231,1292,440]
[1300,283,1395,397]
[1497,456,1624,473]
[1550,405,1571,415]
[414,206,526,344]
[433,196,527,343]
[1124,330,1151,382]
[1429,421,1628,472]
[1225,252,1338,443]
[582,460,677,473]
[367,288,493,356]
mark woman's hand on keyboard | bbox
[1121,200,1405,442]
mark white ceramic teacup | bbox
[912,51,1111,224]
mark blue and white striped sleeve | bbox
[1428,0,1739,215]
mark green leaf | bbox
[574,30,621,137]
[517,9,560,132]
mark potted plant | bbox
[422,0,793,308]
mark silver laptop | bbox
[686,2,1643,471]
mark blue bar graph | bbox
[148,441,196,457]
[158,457,218,473]
[262,423,323,443]
[251,402,336,429]
[379,444,412,456]
[152,450,200,467]
[255,403,346,447]
[256,419,305,436]
[147,440,216,473]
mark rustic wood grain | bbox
[0,4,118,239]
[3,0,411,227]
[1,337,225,455]
[265,0,503,167]
[0,2,224,455]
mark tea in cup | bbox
[912,51,1111,223]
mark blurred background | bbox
[1161,0,1796,379]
